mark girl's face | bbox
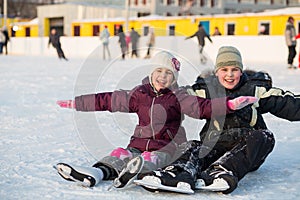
[215,66,242,89]
[151,67,174,91]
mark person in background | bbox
[54,50,256,188]
[2,26,9,55]
[138,46,300,194]
[125,32,131,56]
[99,25,111,60]
[130,27,140,58]
[185,22,212,64]
[0,28,5,54]
[212,26,222,36]
[144,28,155,59]
[118,25,127,60]
[48,28,68,61]
[285,16,297,69]
[258,25,266,35]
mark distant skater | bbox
[118,25,127,60]
[284,16,297,69]
[130,27,140,58]
[144,28,155,59]
[48,28,68,61]
[185,22,212,64]
[99,25,111,60]
[1,26,9,55]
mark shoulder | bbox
[244,69,272,88]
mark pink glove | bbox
[227,96,258,110]
[56,100,75,109]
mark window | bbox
[227,23,235,35]
[74,26,80,36]
[93,25,100,36]
[168,25,175,36]
[258,22,270,35]
[25,27,30,37]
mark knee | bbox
[141,151,159,165]
[247,130,275,155]
[110,147,133,160]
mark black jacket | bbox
[186,27,212,47]
[48,33,61,48]
[190,70,300,141]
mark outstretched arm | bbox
[177,89,258,119]
[57,90,138,113]
[258,87,300,121]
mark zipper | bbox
[150,97,156,140]
[146,139,150,151]
[166,129,174,140]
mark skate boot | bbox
[134,140,202,194]
[111,155,144,189]
[135,165,195,194]
[54,163,103,187]
[196,165,238,194]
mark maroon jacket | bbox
[75,77,229,156]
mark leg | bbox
[56,44,68,60]
[102,45,106,60]
[0,43,3,54]
[4,44,7,55]
[104,45,111,59]
[199,46,207,64]
[288,45,297,67]
[55,147,131,187]
[107,46,111,59]
[200,129,275,193]
[137,140,203,190]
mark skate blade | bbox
[134,178,194,194]
[195,178,229,191]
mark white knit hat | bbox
[215,46,243,72]
[149,51,181,82]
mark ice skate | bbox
[196,165,238,194]
[54,163,102,187]
[134,165,195,194]
[111,155,144,190]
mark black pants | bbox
[54,43,67,60]
[288,45,296,65]
[172,129,275,182]
[208,130,275,180]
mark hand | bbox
[227,96,258,110]
[56,100,75,109]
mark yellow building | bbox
[9,7,300,37]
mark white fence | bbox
[7,36,291,65]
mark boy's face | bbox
[151,67,174,91]
[215,66,242,89]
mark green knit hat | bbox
[215,46,243,72]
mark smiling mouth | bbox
[225,79,234,83]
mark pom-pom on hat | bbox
[150,51,181,82]
[215,46,243,72]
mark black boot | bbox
[137,140,203,193]
[199,165,238,194]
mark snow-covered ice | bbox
[1,44,300,200]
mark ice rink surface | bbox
[1,53,300,200]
